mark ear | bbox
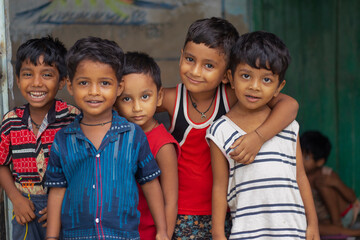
[179,49,184,66]
[58,77,67,90]
[226,69,235,89]
[16,76,20,88]
[117,80,124,97]
[316,158,326,167]
[156,87,164,107]
[273,79,286,97]
[66,78,74,96]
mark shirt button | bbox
[95,218,99,223]
[92,185,95,189]
[96,154,100,158]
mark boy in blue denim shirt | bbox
[45,37,168,240]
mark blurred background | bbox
[0,0,359,238]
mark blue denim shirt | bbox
[45,111,160,240]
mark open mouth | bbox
[29,92,46,99]
[245,95,261,102]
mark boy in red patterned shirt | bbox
[0,36,79,240]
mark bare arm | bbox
[319,223,360,236]
[230,93,299,164]
[156,143,178,239]
[46,187,66,238]
[296,137,320,240]
[156,87,176,117]
[141,178,169,240]
[210,140,229,240]
[0,165,35,225]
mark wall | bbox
[8,0,250,109]
[252,0,360,193]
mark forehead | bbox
[122,73,156,90]
[183,41,227,64]
[21,55,58,72]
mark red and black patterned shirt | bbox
[0,99,79,195]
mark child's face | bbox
[179,41,228,95]
[67,60,123,122]
[114,73,162,132]
[228,63,285,111]
[16,55,65,113]
[303,153,324,173]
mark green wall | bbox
[251,0,360,193]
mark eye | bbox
[241,74,250,79]
[101,81,111,86]
[43,73,53,78]
[205,63,214,69]
[263,78,272,83]
[185,56,194,62]
[122,97,131,102]
[79,81,88,86]
[141,94,149,100]
[22,72,32,77]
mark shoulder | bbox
[224,83,237,108]
[281,120,299,136]
[161,85,179,116]
[1,106,25,129]
[55,99,80,117]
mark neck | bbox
[81,112,113,126]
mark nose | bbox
[132,100,142,112]
[89,83,100,95]
[249,79,260,90]
[32,74,43,87]
[191,63,202,77]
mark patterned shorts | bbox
[172,213,232,239]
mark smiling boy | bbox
[0,36,79,240]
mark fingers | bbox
[38,212,47,223]
[29,200,35,212]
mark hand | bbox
[314,174,337,189]
[306,224,320,240]
[155,232,169,240]
[38,207,48,227]
[12,195,36,225]
[229,131,264,164]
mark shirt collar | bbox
[64,110,131,142]
[21,99,64,126]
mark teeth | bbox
[30,92,46,98]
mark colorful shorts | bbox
[172,213,232,239]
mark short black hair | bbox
[300,131,332,163]
[184,17,239,65]
[15,35,67,80]
[66,36,124,82]
[229,31,291,83]
[123,52,161,91]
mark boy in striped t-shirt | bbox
[207,31,320,240]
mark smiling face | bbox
[67,60,123,124]
[179,41,228,96]
[114,73,162,132]
[228,62,285,112]
[16,55,65,114]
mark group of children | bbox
[0,17,325,239]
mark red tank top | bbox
[138,124,180,239]
[169,83,230,215]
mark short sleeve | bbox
[0,117,12,166]
[45,137,67,188]
[134,127,160,185]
